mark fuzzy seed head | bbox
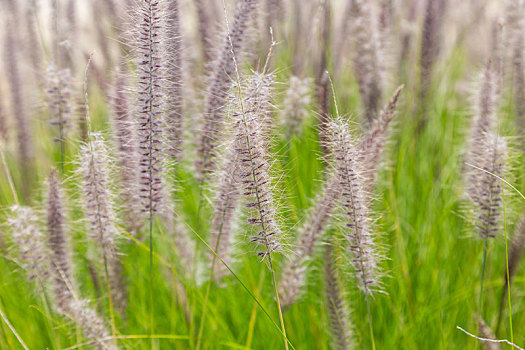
[330,117,382,295]
[351,0,383,124]
[324,246,352,350]
[135,0,165,217]
[233,74,281,259]
[67,299,117,350]
[475,134,506,240]
[47,168,72,311]
[279,173,340,307]
[196,0,259,179]
[80,133,118,257]
[46,62,72,140]
[210,143,241,279]
[283,76,312,136]
[358,85,403,192]
[112,64,143,232]
[164,0,184,161]
[8,205,49,284]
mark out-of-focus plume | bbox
[8,205,49,284]
[80,133,119,258]
[330,117,383,295]
[350,0,383,126]
[111,62,143,233]
[324,245,353,350]
[165,0,184,162]
[279,174,340,307]
[47,168,72,313]
[358,85,403,192]
[315,0,331,149]
[5,18,34,200]
[196,0,259,180]
[282,76,312,137]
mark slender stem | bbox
[479,238,488,319]
[366,295,376,350]
[149,216,154,350]
[245,270,266,348]
[0,303,29,350]
[269,256,289,350]
[501,181,513,342]
[0,145,19,205]
[103,254,118,347]
[195,193,231,350]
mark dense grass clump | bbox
[1,1,525,349]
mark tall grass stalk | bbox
[224,8,289,346]
[81,53,118,346]
[501,181,513,343]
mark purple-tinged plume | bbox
[67,299,117,350]
[194,0,216,63]
[8,205,49,284]
[279,173,340,307]
[233,75,282,259]
[196,0,259,179]
[475,134,506,240]
[350,0,383,125]
[111,63,143,233]
[80,133,118,258]
[330,117,382,295]
[5,18,34,200]
[47,168,72,312]
[136,0,165,218]
[282,76,312,137]
[165,0,184,162]
[324,245,353,350]
[358,85,403,192]
[46,62,73,142]
[209,143,241,279]
[464,62,498,205]
[476,314,502,350]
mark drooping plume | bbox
[8,205,49,284]
[196,0,259,179]
[350,0,383,125]
[330,117,382,295]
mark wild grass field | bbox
[0,0,524,349]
